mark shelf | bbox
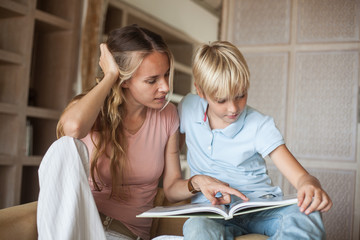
[36,0,74,22]
[26,117,57,156]
[30,20,75,110]
[0,103,18,114]
[0,113,19,156]
[20,166,39,204]
[26,106,61,120]
[0,0,27,18]
[0,0,82,208]
[0,11,29,54]
[21,156,42,166]
[0,154,16,165]
[0,63,24,105]
[0,49,22,64]
[35,10,72,31]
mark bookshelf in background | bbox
[0,0,83,208]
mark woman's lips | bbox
[155,96,166,102]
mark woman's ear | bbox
[121,80,129,88]
[194,83,205,98]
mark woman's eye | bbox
[146,79,156,84]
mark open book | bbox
[137,194,298,220]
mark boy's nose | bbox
[227,101,238,113]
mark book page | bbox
[137,203,229,218]
[229,194,298,217]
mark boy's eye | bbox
[216,98,226,104]
[235,94,245,100]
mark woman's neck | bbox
[123,103,147,134]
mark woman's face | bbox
[123,51,170,110]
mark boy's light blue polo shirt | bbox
[178,93,284,203]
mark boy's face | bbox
[199,89,248,129]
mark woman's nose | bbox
[158,78,169,93]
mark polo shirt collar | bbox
[195,97,209,124]
[222,107,247,138]
[195,97,247,138]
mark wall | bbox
[121,0,219,42]
[222,0,360,239]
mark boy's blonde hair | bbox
[193,41,250,100]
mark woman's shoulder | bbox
[157,102,179,124]
[161,101,177,115]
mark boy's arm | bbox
[269,144,333,215]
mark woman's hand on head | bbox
[191,175,248,205]
[99,43,120,81]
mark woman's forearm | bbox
[59,73,117,138]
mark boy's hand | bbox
[297,175,333,215]
[191,175,248,205]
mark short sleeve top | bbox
[178,94,284,203]
[82,103,179,240]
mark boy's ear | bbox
[194,83,205,98]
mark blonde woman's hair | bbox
[57,24,174,200]
[192,41,250,100]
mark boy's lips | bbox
[227,113,239,119]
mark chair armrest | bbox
[0,201,38,240]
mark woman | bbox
[37,25,242,240]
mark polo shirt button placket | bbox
[209,132,215,154]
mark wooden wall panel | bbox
[222,0,360,239]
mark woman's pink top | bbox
[81,103,179,240]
